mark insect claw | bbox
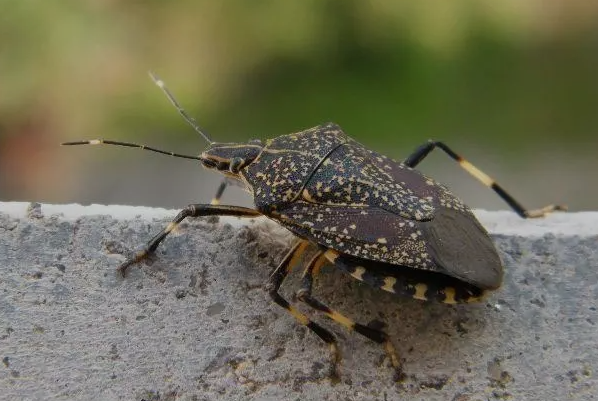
[329,343,342,384]
[116,262,130,278]
[116,258,137,278]
[392,366,406,383]
[383,340,405,382]
[117,250,151,277]
[524,203,569,218]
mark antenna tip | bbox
[148,71,164,88]
[61,140,102,146]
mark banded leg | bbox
[210,178,231,205]
[403,140,567,218]
[118,204,261,276]
[264,241,341,380]
[295,251,402,379]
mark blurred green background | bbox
[1,1,596,211]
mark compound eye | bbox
[229,157,245,173]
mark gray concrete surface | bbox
[0,202,597,401]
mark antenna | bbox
[148,71,213,144]
[61,139,204,161]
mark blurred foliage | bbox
[0,1,597,208]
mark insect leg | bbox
[210,179,229,205]
[403,140,567,218]
[264,241,341,380]
[295,251,402,379]
[117,204,261,276]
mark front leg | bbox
[210,178,233,205]
[118,204,261,276]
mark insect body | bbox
[63,73,566,380]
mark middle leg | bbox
[264,240,342,380]
[295,250,402,379]
[210,178,231,205]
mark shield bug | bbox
[63,72,566,380]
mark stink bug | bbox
[63,72,566,379]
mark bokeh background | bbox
[1,1,596,211]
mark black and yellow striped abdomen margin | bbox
[324,249,491,304]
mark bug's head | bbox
[200,140,263,177]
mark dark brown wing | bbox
[269,201,502,290]
[420,207,503,289]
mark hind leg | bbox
[404,140,567,218]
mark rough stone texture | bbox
[0,202,597,401]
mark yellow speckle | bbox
[443,287,457,304]
[329,343,340,363]
[350,266,366,281]
[381,276,397,293]
[288,241,309,269]
[413,283,428,301]
[323,249,340,263]
[165,222,176,233]
[288,306,309,325]
[377,237,387,244]
[302,189,315,202]
[90,139,102,145]
[385,341,400,369]
[459,160,494,187]
[210,198,220,205]
[328,311,355,330]
[349,224,357,230]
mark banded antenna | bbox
[148,71,213,144]
[62,72,212,160]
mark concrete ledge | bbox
[1,202,596,400]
